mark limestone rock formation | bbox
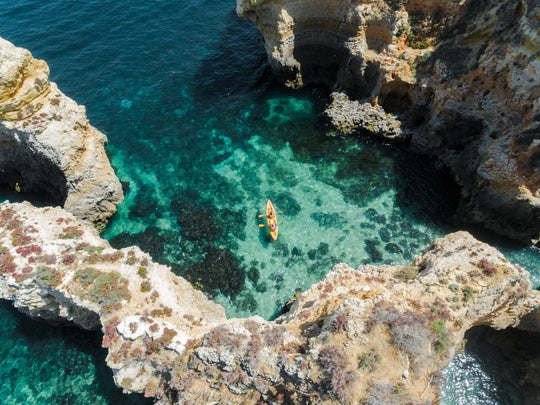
[1,201,538,403]
[0,37,123,228]
[237,0,540,243]
[0,201,226,395]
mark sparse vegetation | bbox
[73,268,131,312]
[367,380,409,405]
[126,250,137,265]
[158,327,178,346]
[332,310,349,332]
[74,267,100,288]
[35,265,63,287]
[358,348,381,372]
[430,320,450,355]
[318,345,356,402]
[369,301,447,369]
[59,225,83,239]
[394,265,418,281]
[462,286,474,302]
[0,245,16,274]
[138,267,148,278]
[140,280,151,293]
[477,259,497,276]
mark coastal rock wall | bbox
[0,37,123,228]
[1,201,538,403]
[237,0,540,244]
[0,202,226,395]
[411,0,540,243]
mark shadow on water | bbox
[0,186,56,208]
[0,300,152,404]
[460,325,540,404]
[391,147,461,225]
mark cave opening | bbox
[0,154,68,208]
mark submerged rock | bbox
[0,201,539,403]
[0,37,123,228]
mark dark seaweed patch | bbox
[385,243,403,254]
[174,199,218,242]
[378,228,391,243]
[185,247,245,298]
[365,239,383,262]
[109,227,165,262]
[247,267,260,284]
[365,208,386,224]
[318,242,329,255]
[310,212,346,228]
[274,192,301,216]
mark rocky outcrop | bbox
[1,201,538,403]
[237,0,540,243]
[0,37,123,229]
[0,201,226,395]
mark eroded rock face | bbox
[237,0,540,243]
[0,37,123,228]
[1,201,538,403]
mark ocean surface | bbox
[0,1,538,403]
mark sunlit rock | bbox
[0,37,123,228]
[1,201,538,403]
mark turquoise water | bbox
[0,301,151,405]
[0,0,538,403]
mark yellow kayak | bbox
[265,199,278,241]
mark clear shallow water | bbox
[0,301,151,405]
[0,0,538,403]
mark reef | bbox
[236,0,540,244]
[1,201,539,403]
[0,37,123,228]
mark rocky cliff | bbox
[1,201,538,403]
[237,0,540,244]
[0,37,123,228]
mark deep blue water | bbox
[0,0,538,403]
